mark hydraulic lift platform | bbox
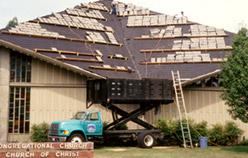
[87,78,173,130]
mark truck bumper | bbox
[48,136,67,142]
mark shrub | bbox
[155,118,178,145]
[209,124,225,145]
[239,140,248,146]
[155,118,243,146]
[224,121,243,145]
[189,120,209,144]
[209,121,243,146]
[31,122,50,142]
[174,119,209,145]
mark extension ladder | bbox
[171,70,193,148]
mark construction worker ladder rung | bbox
[171,70,193,149]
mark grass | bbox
[93,146,248,158]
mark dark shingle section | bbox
[0,0,235,80]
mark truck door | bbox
[84,112,102,135]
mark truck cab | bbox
[48,111,103,143]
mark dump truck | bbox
[48,79,173,148]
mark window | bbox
[9,51,32,134]
[8,87,30,134]
[89,113,99,121]
[10,51,31,83]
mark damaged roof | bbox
[0,0,234,81]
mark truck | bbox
[48,111,163,148]
[48,78,173,148]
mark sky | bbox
[1,0,247,33]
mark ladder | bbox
[171,70,193,148]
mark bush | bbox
[224,121,243,145]
[189,120,209,145]
[31,122,50,142]
[155,118,209,146]
[155,118,243,146]
[155,118,178,145]
[208,121,243,146]
[209,124,225,145]
[239,140,248,146]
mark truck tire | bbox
[137,132,155,148]
[67,133,85,143]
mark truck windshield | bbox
[72,112,86,120]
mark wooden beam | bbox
[108,55,128,60]
[140,47,233,53]
[2,30,123,47]
[89,66,135,72]
[56,57,103,63]
[139,60,226,65]
[35,48,102,57]
[134,34,228,40]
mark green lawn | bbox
[94,146,248,158]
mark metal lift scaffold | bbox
[171,71,193,148]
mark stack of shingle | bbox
[86,31,106,42]
[189,25,226,36]
[118,3,150,16]
[8,22,65,38]
[81,3,108,10]
[66,8,105,20]
[38,13,113,32]
[105,32,118,44]
[127,14,188,27]
[172,37,228,50]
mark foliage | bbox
[155,118,243,146]
[6,17,18,27]
[155,118,209,145]
[220,28,248,123]
[115,123,128,130]
[155,118,178,145]
[31,122,50,142]
[208,121,243,146]
[224,121,243,145]
[239,140,248,146]
[208,124,226,145]
[190,120,208,144]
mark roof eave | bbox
[0,39,106,80]
[181,69,221,86]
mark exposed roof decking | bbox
[0,0,235,81]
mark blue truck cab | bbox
[48,111,103,143]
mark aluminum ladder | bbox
[171,70,193,148]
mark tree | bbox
[220,28,248,123]
[6,17,18,27]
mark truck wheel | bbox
[137,132,155,148]
[67,133,85,143]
